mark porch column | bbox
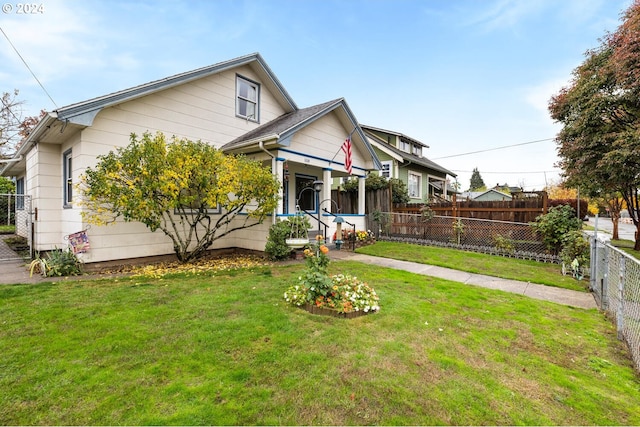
[322,168,332,213]
[275,157,285,217]
[358,175,366,215]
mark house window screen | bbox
[408,171,421,199]
[63,149,73,207]
[381,161,392,179]
[236,75,259,121]
[15,177,24,210]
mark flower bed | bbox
[332,228,377,250]
[284,236,380,316]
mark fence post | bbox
[590,215,598,293]
[602,244,609,311]
[617,256,625,341]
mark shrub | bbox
[30,248,82,277]
[264,216,311,260]
[530,205,582,254]
[492,234,515,254]
[560,230,590,267]
[341,175,410,204]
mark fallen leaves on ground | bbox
[97,254,272,279]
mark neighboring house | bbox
[1,53,381,264]
[461,189,512,202]
[491,183,522,193]
[360,125,457,203]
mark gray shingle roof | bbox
[364,130,456,177]
[221,99,342,150]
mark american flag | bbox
[341,137,352,175]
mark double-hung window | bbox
[236,75,259,122]
[380,160,392,179]
[15,177,24,210]
[63,149,73,208]
[408,170,422,199]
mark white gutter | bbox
[0,155,23,163]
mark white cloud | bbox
[0,0,105,83]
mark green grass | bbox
[356,241,587,292]
[610,239,640,259]
[0,224,15,234]
[1,261,639,425]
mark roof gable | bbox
[364,130,455,177]
[222,98,382,171]
[56,53,297,126]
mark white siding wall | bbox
[65,66,286,263]
[289,112,366,176]
[30,142,62,249]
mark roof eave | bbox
[56,53,298,125]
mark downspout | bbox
[258,141,278,225]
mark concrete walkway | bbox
[330,251,597,309]
[0,250,598,309]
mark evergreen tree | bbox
[468,168,486,191]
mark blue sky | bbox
[0,0,632,190]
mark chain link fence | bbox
[367,212,557,262]
[0,193,32,261]
[589,232,640,371]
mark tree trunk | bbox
[611,214,620,240]
[635,222,640,251]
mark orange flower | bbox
[315,234,323,241]
[320,245,329,254]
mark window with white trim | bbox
[412,145,422,157]
[408,170,422,199]
[15,177,24,210]
[399,139,410,152]
[63,149,72,207]
[236,75,259,121]
[380,160,392,179]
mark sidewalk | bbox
[0,250,598,309]
[330,250,597,309]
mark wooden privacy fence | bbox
[331,187,391,214]
[393,191,548,224]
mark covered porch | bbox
[221,98,381,246]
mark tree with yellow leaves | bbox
[79,132,280,262]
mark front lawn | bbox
[357,241,587,292]
[1,259,638,425]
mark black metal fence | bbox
[367,212,557,262]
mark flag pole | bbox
[329,127,357,164]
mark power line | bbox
[432,137,555,160]
[450,169,560,174]
[0,26,58,109]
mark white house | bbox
[1,53,381,264]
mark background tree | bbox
[0,90,25,156]
[80,132,280,262]
[549,0,640,250]
[0,176,15,194]
[468,167,486,191]
[0,89,46,156]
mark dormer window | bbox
[236,75,259,122]
[400,139,410,152]
[412,145,422,157]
